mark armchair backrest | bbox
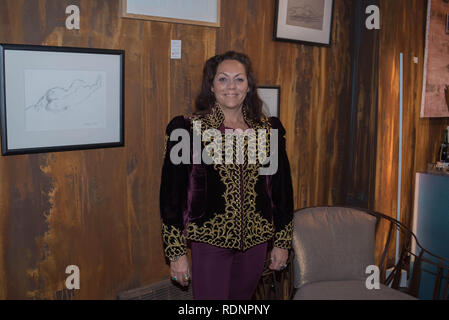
[292,207,377,288]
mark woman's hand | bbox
[170,255,191,286]
[269,247,289,271]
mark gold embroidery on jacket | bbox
[274,221,293,249]
[186,212,241,248]
[245,211,275,245]
[161,106,291,257]
[184,105,285,251]
[191,103,225,136]
[186,211,274,250]
[162,223,187,259]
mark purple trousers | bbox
[191,241,268,300]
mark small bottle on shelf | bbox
[444,126,449,163]
[437,127,448,164]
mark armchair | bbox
[290,206,449,300]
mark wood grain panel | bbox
[216,0,356,209]
[0,0,180,299]
[4,0,430,299]
[350,0,449,268]
[0,0,359,299]
[346,0,380,209]
[375,0,449,226]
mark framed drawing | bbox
[0,44,124,156]
[274,0,334,45]
[120,0,221,27]
[420,0,449,117]
[257,86,280,118]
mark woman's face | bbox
[211,59,249,110]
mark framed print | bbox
[274,0,334,45]
[120,0,221,27]
[420,0,449,117]
[257,86,280,118]
[0,44,124,156]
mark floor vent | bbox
[117,279,193,300]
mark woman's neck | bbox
[219,105,243,121]
[218,104,248,130]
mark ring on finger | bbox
[183,274,191,281]
[172,276,177,281]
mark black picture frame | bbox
[273,0,334,46]
[257,85,281,118]
[0,44,124,156]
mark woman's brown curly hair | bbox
[194,51,264,122]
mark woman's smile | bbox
[211,59,249,110]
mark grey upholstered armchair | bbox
[291,207,449,300]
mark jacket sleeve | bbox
[269,117,294,249]
[160,116,189,260]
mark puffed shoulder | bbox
[268,117,286,135]
[165,115,190,134]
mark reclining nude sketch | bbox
[287,5,323,24]
[26,75,102,114]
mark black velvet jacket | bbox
[160,106,293,260]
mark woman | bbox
[160,51,293,300]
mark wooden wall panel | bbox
[346,0,379,208]
[375,0,449,228]
[0,0,357,299]
[349,0,449,267]
[0,0,179,299]
[216,0,356,209]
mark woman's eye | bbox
[236,78,245,82]
[218,77,227,82]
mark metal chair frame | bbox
[254,206,449,300]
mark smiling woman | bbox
[159,51,294,300]
[212,60,250,130]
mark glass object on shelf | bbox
[436,127,448,163]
